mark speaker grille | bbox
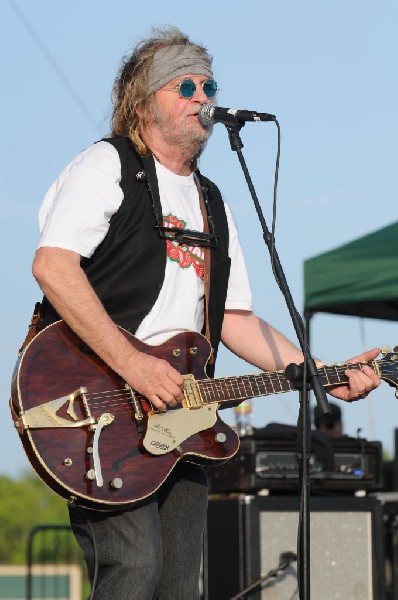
[204,496,386,600]
[259,510,373,599]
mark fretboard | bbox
[197,360,375,405]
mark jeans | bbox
[69,462,208,600]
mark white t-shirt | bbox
[38,141,252,344]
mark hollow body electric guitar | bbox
[10,321,398,510]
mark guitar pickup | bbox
[182,375,203,409]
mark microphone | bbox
[278,551,297,569]
[198,103,276,127]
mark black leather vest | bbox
[41,136,231,375]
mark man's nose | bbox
[192,85,210,104]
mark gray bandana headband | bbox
[147,45,213,94]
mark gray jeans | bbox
[69,462,208,600]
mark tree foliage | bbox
[0,472,69,563]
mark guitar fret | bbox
[259,373,275,395]
[331,365,340,383]
[240,375,257,399]
[323,366,334,385]
[266,374,275,394]
[214,378,226,401]
[245,376,255,398]
[322,364,349,387]
[225,377,238,400]
[199,381,211,404]
[270,375,281,393]
[252,376,262,396]
[252,376,262,397]
[240,376,251,398]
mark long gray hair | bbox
[111,27,212,158]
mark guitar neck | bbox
[198,360,377,406]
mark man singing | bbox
[32,26,380,600]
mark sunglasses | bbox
[169,78,219,99]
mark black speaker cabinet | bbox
[203,495,386,600]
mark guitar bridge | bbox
[182,375,203,409]
[124,383,144,432]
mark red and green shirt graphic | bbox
[163,213,205,280]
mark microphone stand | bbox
[223,120,330,600]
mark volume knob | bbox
[110,478,123,489]
[86,469,96,481]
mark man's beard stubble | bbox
[151,104,212,159]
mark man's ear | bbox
[135,102,142,118]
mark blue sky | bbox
[1,0,397,477]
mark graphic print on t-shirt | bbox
[163,213,204,280]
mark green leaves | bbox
[0,473,68,563]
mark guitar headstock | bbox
[377,346,398,396]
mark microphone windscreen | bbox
[198,104,215,126]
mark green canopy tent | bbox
[304,221,398,323]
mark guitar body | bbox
[10,322,239,510]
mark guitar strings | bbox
[75,359,383,414]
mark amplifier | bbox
[203,495,387,599]
[206,433,383,494]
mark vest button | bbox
[155,281,162,289]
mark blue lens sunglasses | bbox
[168,78,219,99]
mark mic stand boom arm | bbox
[225,121,330,600]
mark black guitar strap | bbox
[18,301,43,355]
[193,171,214,365]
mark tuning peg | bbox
[381,346,392,355]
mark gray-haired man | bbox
[33,26,380,599]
